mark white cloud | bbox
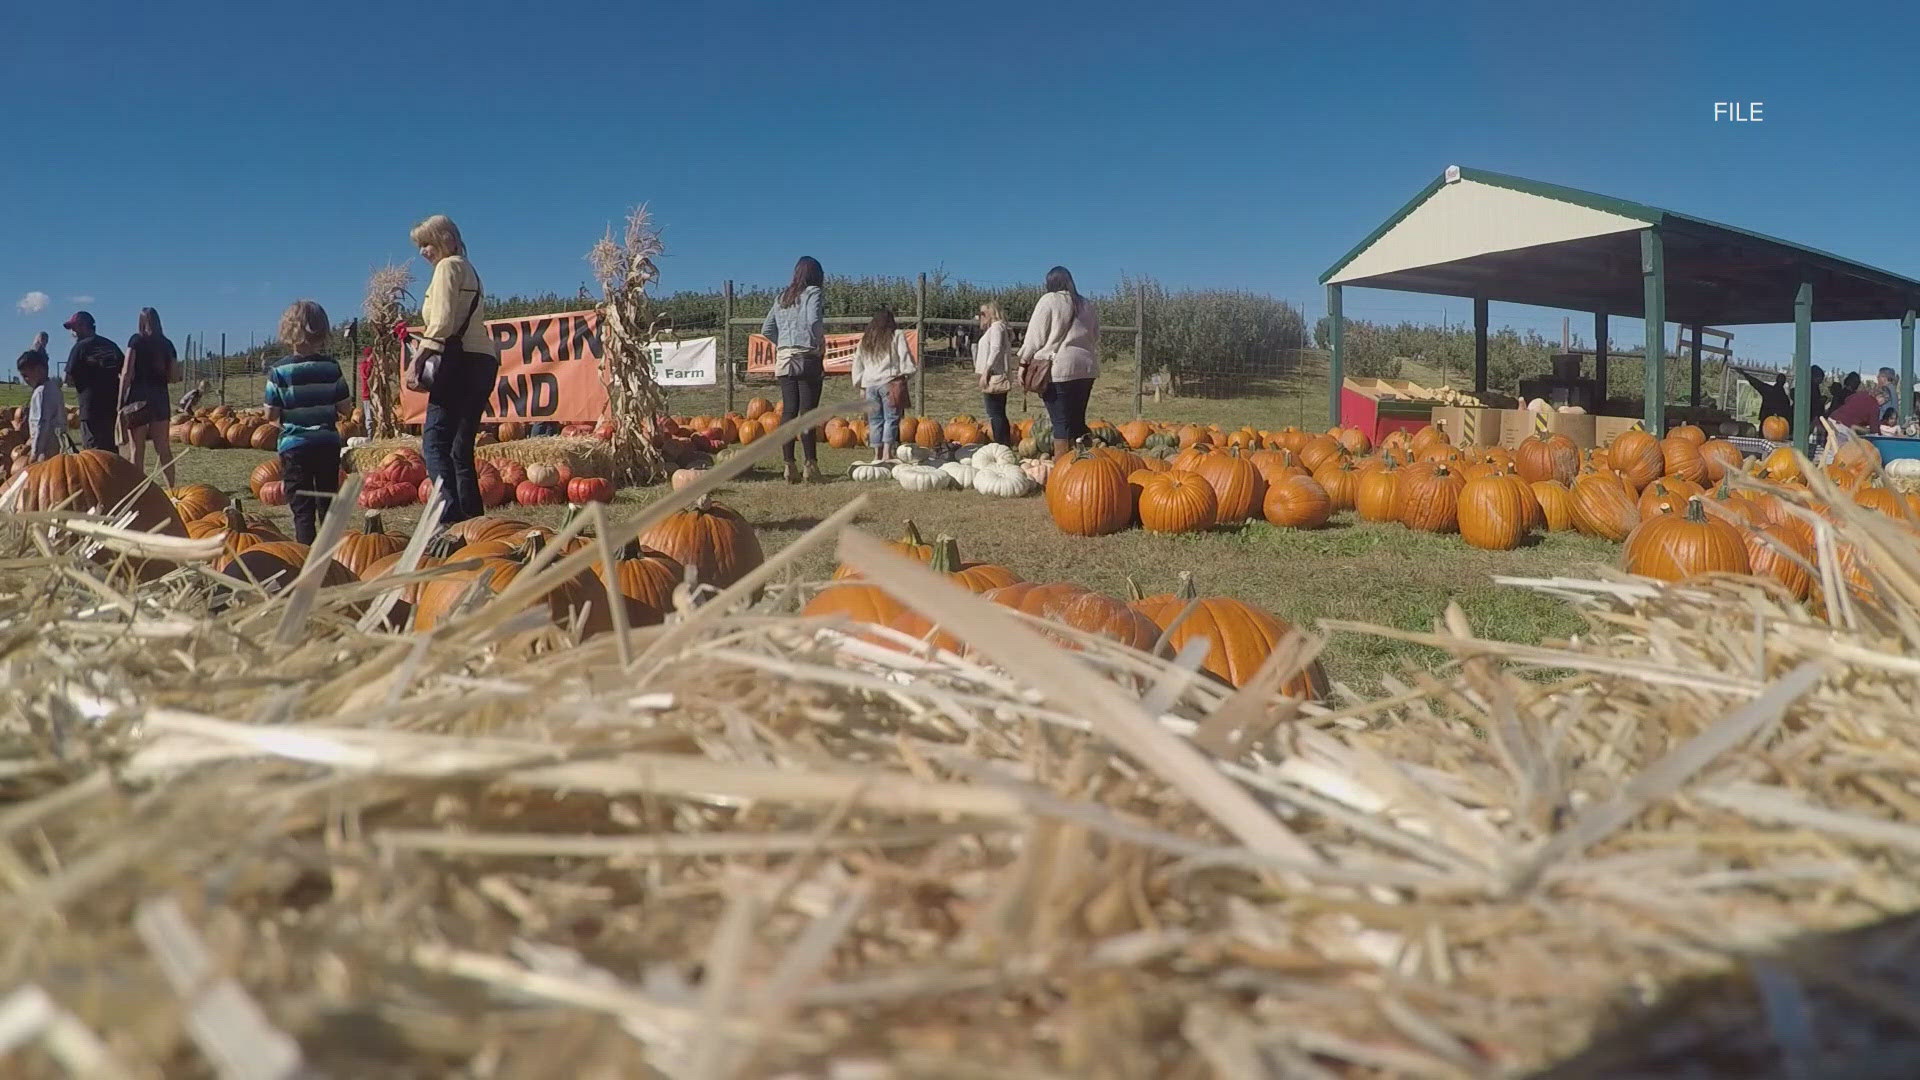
[16,291,48,314]
[69,295,93,305]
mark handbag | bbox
[886,375,910,413]
[118,399,152,429]
[408,268,483,393]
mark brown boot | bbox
[803,461,823,483]
[783,462,802,484]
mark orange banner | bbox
[746,330,919,375]
[399,309,608,425]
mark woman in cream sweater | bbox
[973,301,1011,445]
[410,214,500,524]
[1017,266,1099,457]
[849,306,916,462]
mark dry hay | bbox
[347,435,616,478]
[4,426,1920,1079]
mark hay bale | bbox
[346,435,615,480]
[3,469,1920,1077]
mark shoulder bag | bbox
[409,266,483,393]
[1019,295,1074,395]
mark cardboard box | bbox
[1498,409,1597,450]
[1430,406,1503,447]
[1593,415,1649,448]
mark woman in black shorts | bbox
[120,307,179,485]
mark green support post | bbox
[1133,284,1146,419]
[1472,297,1488,394]
[723,280,735,414]
[1902,308,1915,426]
[1593,312,1609,403]
[1641,229,1666,435]
[1792,281,1813,451]
[1327,285,1344,425]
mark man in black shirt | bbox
[63,311,124,451]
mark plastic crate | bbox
[1865,435,1920,462]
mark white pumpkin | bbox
[939,461,978,488]
[1019,457,1053,485]
[895,464,957,492]
[1886,458,1920,479]
[894,445,930,465]
[971,443,1017,468]
[849,459,895,482]
[973,462,1034,497]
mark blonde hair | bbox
[279,300,331,356]
[409,214,467,259]
[978,300,1003,323]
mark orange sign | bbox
[399,309,608,425]
[745,330,919,375]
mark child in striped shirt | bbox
[263,301,351,544]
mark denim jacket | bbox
[760,286,825,376]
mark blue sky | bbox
[4,0,1917,372]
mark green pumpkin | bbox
[1143,431,1179,451]
[1085,422,1124,447]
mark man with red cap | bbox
[63,311,125,451]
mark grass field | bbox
[174,431,1618,696]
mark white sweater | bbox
[418,255,499,359]
[1017,291,1099,381]
[849,331,916,390]
[973,320,1010,389]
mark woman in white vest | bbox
[849,306,916,463]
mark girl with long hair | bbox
[1017,266,1100,456]
[120,306,179,484]
[973,300,1011,445]
[759,256,826,482]
[849,306,916,461]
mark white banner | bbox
[649,337,718,387]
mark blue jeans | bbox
[1042,377,1093,442]
[981,392,1012,446]
[422,356,499,523]
[865,385,901,448]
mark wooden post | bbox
[1689,324,1703,409]
[915,272,928,410]
[1594,312,1609,402]
[1641,229,1666,435]
[1792,280,1813,451]
[1901,309,1915,426]
[1133,284,1146,419]
[220,333,228,405]
[1472,297,1488,394]
[723,279,735,414]
[1327,284,1344,425]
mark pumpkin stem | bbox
[929,535,963,574]
[1684,496,1710,524]
[1123,575,1146,602]
[1174,570,1198,600]
[898,520,926,548]
[365,510,384,535]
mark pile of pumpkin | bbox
[844,443,1049,497]
[168,403,372,449]
[0,406,76,480]
[242,448,615,510]
[803,523,1327,697]
[1041,415,1917,603]
[167,483,762,631]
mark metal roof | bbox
[1321,167,1920,325]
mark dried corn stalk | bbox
[362,264,412,441]
[589,205,669,485]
